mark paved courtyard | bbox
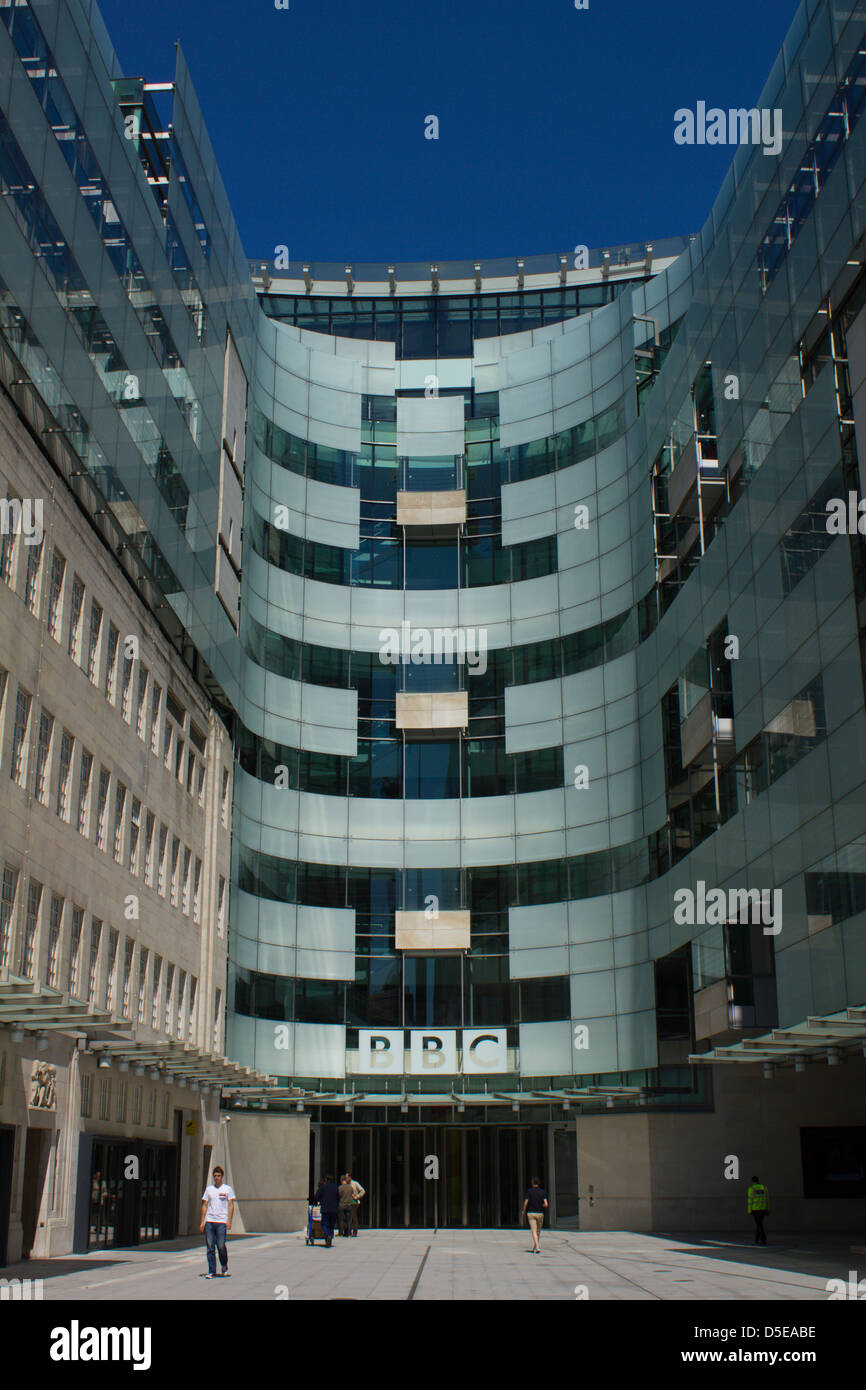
[3,1229,860,1300]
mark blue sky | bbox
[97,0,801,264]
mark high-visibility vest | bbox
[748,1183,770,1212]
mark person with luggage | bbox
[199,1166,235,1278]
[313,1174,340,1248]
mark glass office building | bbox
[0,0,864,1231]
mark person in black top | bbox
[522,1177,549,1253]
[313,1174,340,1247]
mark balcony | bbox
[669,432,723,519]
[396,691,468,732]
[396,489,467,528]
[694,976,778,1044]
[680,691,735,768]
[395,910,471,951]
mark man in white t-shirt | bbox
[200,1166,235,1279]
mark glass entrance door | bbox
[315,1123,549,1228]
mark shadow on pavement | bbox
[0,1231,273,1281]
[659,1232,861,1280]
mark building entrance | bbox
[313,1124,551,1228]
[86,1138,178,1249]
[0,1125,14,1266]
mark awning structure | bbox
[0,972,275,1092]
[689,1004,866,1068]
[220,1083,649,1110]
[87,1040,275,1092]
[0,974,132,1038]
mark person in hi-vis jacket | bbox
[747,1175,770,1245]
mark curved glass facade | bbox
[0,0,863,1145]
[227,5,866,1107]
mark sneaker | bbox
[201,1273,215,1279]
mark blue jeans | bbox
[205,1221,228,1274]
[320,1211,336,1242]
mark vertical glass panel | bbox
[404,956,462,1027]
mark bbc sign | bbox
[358,1029,508,1075]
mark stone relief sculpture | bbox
[30,1061,56,1109]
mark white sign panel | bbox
[409,1030,458,1075]
[461,1028,508,1074]
[358,1029,403,1074]
[357,1028,508,1075]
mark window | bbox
[96,1075,110,1121]
[166,690,185,725]
[115,1078,128,1123]
[22,879,42,978]
[138,947,149,1025]
[170,837,180,907]
[76,750,93,835]
[197,759,205,803]
[129,797,141,875]
[24,538,43,615]
[47,549,65,639]
[143,811,155,886]
[80,1072,92,1119]
[213,987,222,1050]
[217,875,226,937]
[188,976,197,1042]
[150,682,162,754]
[193,857,202,925]
[182,847,192,915]
[105,927,119,1011]
[122,938,134,1016]
[120,651,134,722]
[69,905,83,996]
[151,955,162,1030]
[221,767,230,827]
[55,729,74,821]
[95,768,110,851]
[136,666,148,739]
[45,893,63,988]
[164,963,174,1033]
[146,1088,157,1127]
[176,969,186,1037]
[67,576,84,662]
[0,867,19,971]
[157,825,168,896]
[160,1092,169,1129]
[88,918,102,1006]
[162,720,172,768]
[0,500,16,585]
[175,737,185,783]
[86,600,102,683]
[186,750,196,795]
[112,783,127,863]
[104,624,119,701]
[131,1085,142,1124]
[10,687,31,787]
[190,720,206,757]
[34,710,54,805]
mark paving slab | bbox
[1,1229,858,1301]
